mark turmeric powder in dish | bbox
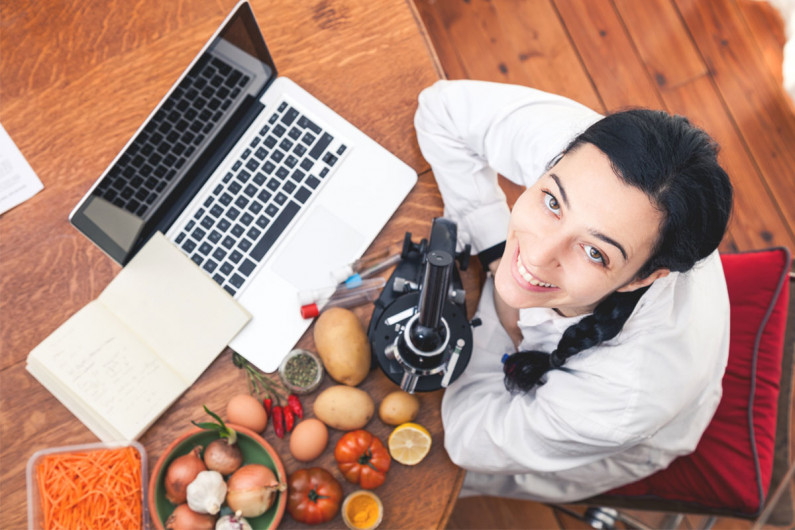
[342,490,383,530]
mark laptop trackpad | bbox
[271,205,366,290]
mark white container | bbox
[26,440,148,530]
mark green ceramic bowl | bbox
[148,424,286,529]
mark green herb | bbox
[284,353,319,388]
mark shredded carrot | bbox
[35,446,143,530]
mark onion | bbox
[165,446,207,504]
[226,464,286,517]
[204,438,243,475]
[165,503,217,529]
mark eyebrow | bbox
[550,173,629,262]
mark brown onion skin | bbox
[204,438,243,475]
[165,446,207,504]
[165,504,217,529]
[226,464,282,517]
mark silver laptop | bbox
[69,0,417,372]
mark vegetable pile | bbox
[162,407,286,529]
[36,445,143,529]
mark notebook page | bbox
[98,232,251,383]
[26,301,185,441]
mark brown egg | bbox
[226,394,268,433]
[289,418,328,462]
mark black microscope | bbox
[368,217,479,393]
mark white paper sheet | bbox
[0,123,43,215]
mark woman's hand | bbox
[489,259,522,349]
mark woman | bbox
[414,80,733,502]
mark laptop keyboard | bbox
[93,55,251,217]
[172,100,348,296]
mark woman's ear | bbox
[617,269,670,292]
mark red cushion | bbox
[602,248,791,517]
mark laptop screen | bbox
[70,1,276,264]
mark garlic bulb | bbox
[215,511,252,530]
[187,470,227,515]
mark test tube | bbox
[300,277,386,319]
[297,277,386,306]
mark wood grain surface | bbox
[0,1,465,528]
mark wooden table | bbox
[0,1,475,527]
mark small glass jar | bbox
[278,349,324,394]
[342,490,383,530]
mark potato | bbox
[313,307,371,386]
[313,385,375,430]
[378,390,420,425]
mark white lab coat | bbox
[414,80,730,502]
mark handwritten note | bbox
[26,233,251,441]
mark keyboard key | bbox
[300,158,314,171]
[337,144,347,155]
[191,254,203,266]
[306,175,321,189]
[198,242,212,255]
[257,190,272,202]
[230,273,245,288]
[235,196,249,209]
[251,201,301,261]
[285,155,298,168]
[226,207,240,220]
[212,274,224,285]
[191,227,206,241]
[273,124,286,137]
[283,181,296,194]
[309,132,333,159]
[218,219,231,232]
[276,167,289,179]
[241,213,254,226]
[201,216,214,229]
[203,260,218,273]
[229,250,243,263]
[239,258,257,276]
[212,248,227,261]
[281,107,299,126]
[294,186,312,204]
[231,224,245,237]
[265,204,279,217]
[208,230,221,243]
[222,236,235,249]
[253,172,267,185]
[323,153,338,166]
[247,226,262,240]
[220,262,234,275]
[220,192,233,205]
[274,192,287,205]
[256,215,269,228]
[298,115,322,134]
[239,239,252,252]
[289,127,302,140]
[291,169,306,183]
[182,239,197,253]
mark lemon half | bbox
[388,422,432,465]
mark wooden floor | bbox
[413,0,795,528]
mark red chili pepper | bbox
[284,407,295,433]
[272,405,285,438]
[263,396,273,416]
[287,393,303,419]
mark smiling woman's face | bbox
[494,143,667,317]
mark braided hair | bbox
[503,109,733,393]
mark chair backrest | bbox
[584,247,793,523]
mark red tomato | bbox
[287,467,343,525]
[334,429,391,489]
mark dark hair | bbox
[504,109,733,393]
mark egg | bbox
[226,394,268,433]
[289,418,328,461]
